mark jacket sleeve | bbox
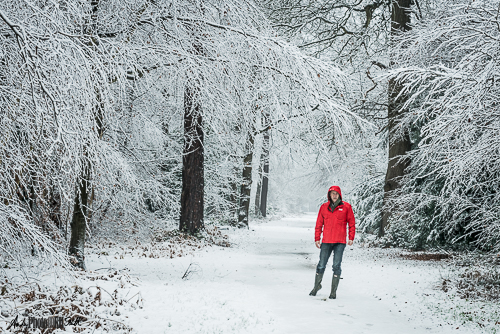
[315,206,324,242]
[347,204,356,241]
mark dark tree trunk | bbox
[69,158,90,270]
[260,128,270,217]
[229,122,244,222]
[68,89,104,269]
[179,83,204,234]
[379,0,412,237]
[254,152,262,216]
[238,134,254,226]
[48,188,62,230]
[228,169,239,223]
[69,86,104,267]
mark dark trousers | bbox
[316,243,346,276]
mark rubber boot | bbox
[329,275,340,299]
[309,273,324,296]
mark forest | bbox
[1,0,500,333]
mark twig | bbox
[181,263,193,280]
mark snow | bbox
[81,214,493,334]
[2,214,495,333]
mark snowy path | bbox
[88,215,473,334]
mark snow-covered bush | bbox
[354,174,385,235]
[0,269,140,333]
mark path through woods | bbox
[88,215,475,334]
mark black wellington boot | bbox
[309,273,324,296]
[329,275,340,299]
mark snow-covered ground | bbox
[81,214,496,334]
[2,214,497,333]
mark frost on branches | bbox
[0,0,361,270]
[381,0,500,251]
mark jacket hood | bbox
[327,185,342,202]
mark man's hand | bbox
[315,241,321,248]
[348,240,353,246]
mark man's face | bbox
[330,191,339,202]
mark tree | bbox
[0,0,175,268]
[155,0,358,231]
[261,0,416,235]
[180,73,205,234]
[237,131,255,226]
[68,0,104,270]
[379,0,413,237]
[0,2,108,266]
[383,0,500,251]
[0,0,361,268]
[258,109,271,217]
[259,0,389,60]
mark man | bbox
[309,185,355,299]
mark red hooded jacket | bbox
[315,186,355,243]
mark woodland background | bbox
[1,0,499,271]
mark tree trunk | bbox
[254,152,262,216]
[379,0,412,237]
[48,188,62,230]
[68,0,103,269]
[179,83,204,234]
[69,158,90,270]
[227,168,239,223]
[68,90,104,268]
[260,128,270,217]
[238,133,254,227]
